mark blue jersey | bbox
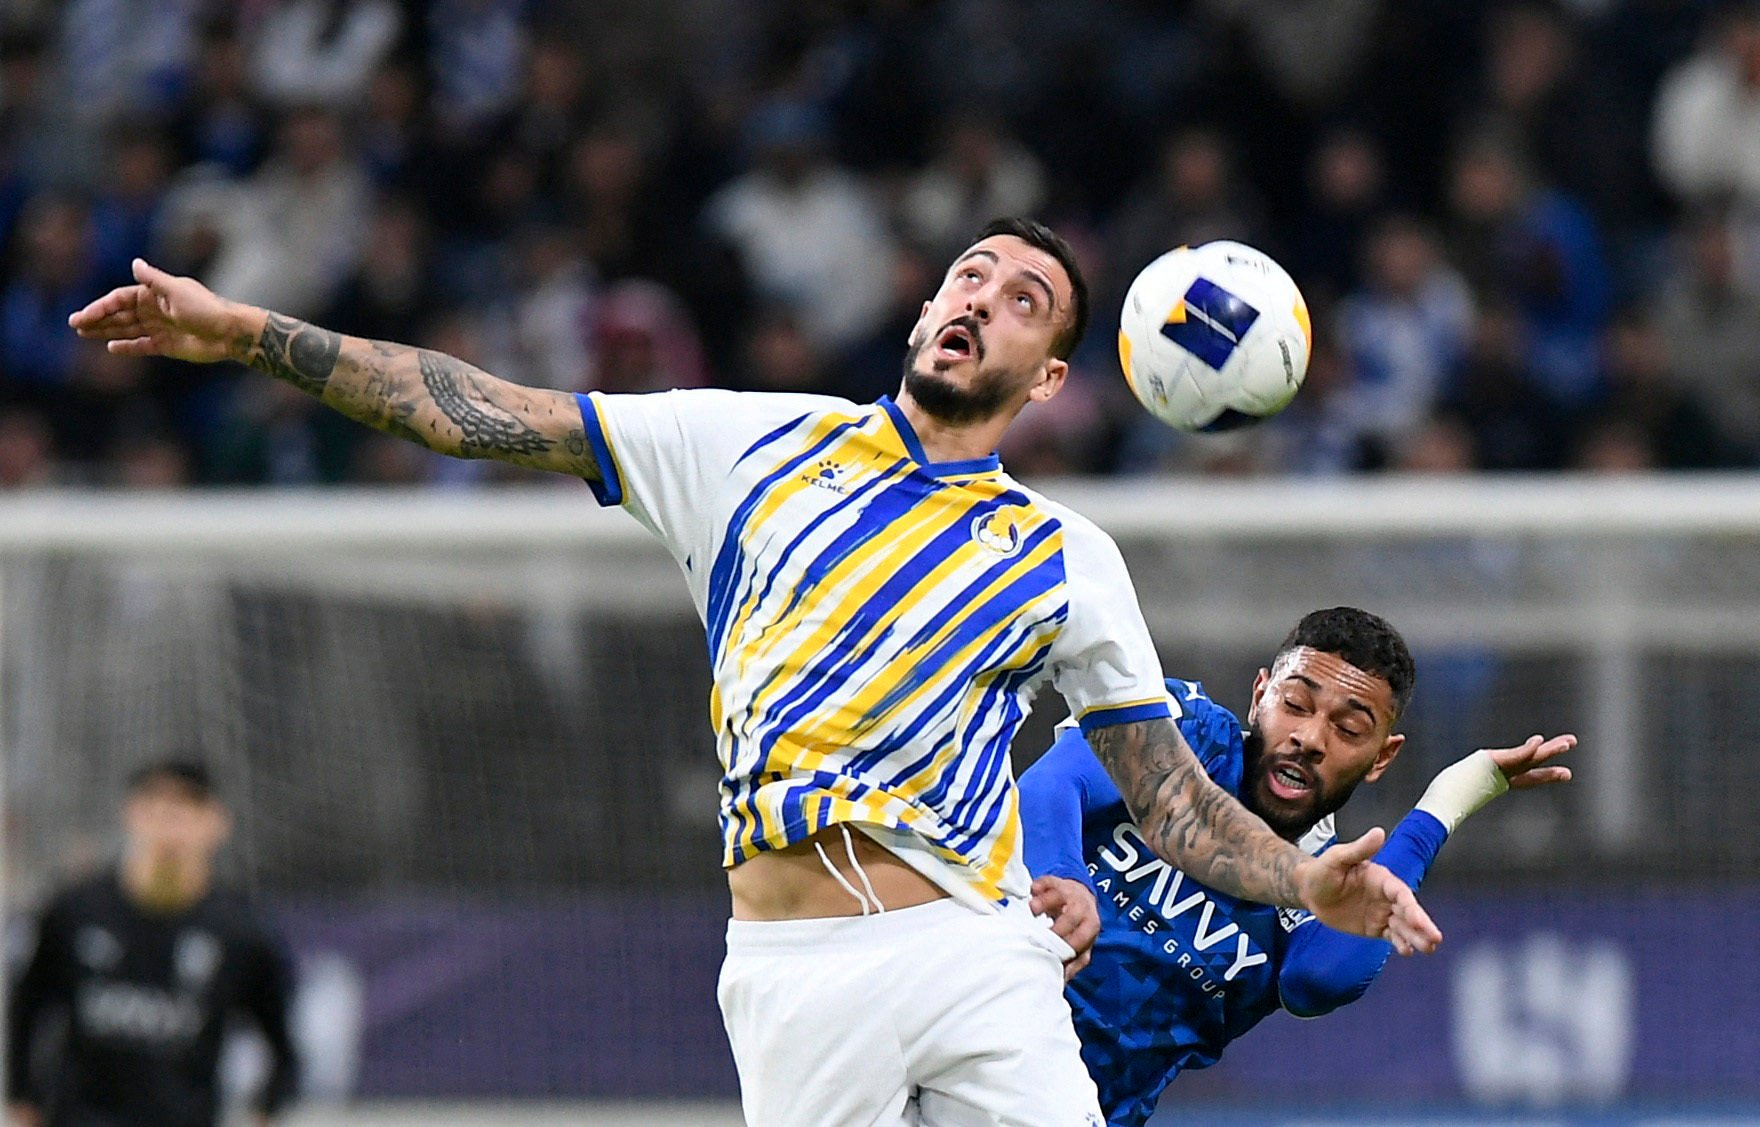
[1018,679,1447,1127]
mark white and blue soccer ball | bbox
[1117,240,1311,433]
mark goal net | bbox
[3,479,1757,1119]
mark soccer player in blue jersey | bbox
[72,225,1440,1126]
[1019,607,1575,1127]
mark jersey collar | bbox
[876,396,1002,479]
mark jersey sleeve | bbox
[576,388,828,563]
[1277,809,1449,1017]
[1048,519,1172,734]
[1019,726,1126,889]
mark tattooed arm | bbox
[1088,718,1443,951]
[69,260,600,479]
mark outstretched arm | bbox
[1086,717,1442,953]
[70,259,601,478]
[1280,733,1575,1015]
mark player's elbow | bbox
[1278,965,1370,1019]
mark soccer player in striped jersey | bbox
[1020,608,1575,1127]
[71,220,1439,1126]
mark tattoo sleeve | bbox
[241,315,600,479]
[1087,718,1307,907]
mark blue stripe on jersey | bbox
[741,494,1017,759]
[735,411,816,470]
[878,612,1059,797]
[574,394,624,507]
[720,459,911,672]
[705,420,863,662]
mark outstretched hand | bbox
[1488,733,1575,789]
[68,258,246,365]
[1296,828,1442,956]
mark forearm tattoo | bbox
[242,315,596,477]
[1087,718,1304,907]
[249,313,341,396]
[417,350,556,458]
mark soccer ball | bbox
[1117,241,1311,432]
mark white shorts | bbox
[717,898,1104,1127]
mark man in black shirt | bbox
[7,759,299,1127]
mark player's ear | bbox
[1364,731,1404,784]
[1029,357,1068,403]
[1246,668,1270,724]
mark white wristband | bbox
[1414,748,1508,836]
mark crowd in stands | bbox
[0,0,1756,486]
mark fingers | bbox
[1384,881,1442,955]
[68,286,147,330]
[1322,826,1386,870]
[1507,765,1572,789]
[132,257,175,290]
[106,337,164,357]
[1490,733,1577,774]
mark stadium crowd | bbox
[0,0,1754,485]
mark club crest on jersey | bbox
[972,506,1028,557]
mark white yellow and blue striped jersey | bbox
[576,389,1171,908]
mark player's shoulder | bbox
[1165,678,1247,784]
[34,869,121,925]
[595,386,862,421]
[1001,483,1125,565]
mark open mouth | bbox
[935,324,977,362]
[1265,761,1314,802]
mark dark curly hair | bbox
[1277,607,1416,718]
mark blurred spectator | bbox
[88,125,174,286]
[1107,127,1267,295]
[1471,3,1650,235]
[1589,307,1736,469]
[506,37,596,196]
[1288,127,1392,307]
[169,17,265,178]
[358,56,423,189]
[1652,1,1760,208]
[899,112,1047,262]
[252,0,402,110]
[201,106,370,318]
[322,196,435,345]
[1447,129,1611,408]
[1444,304,1565,471]
[1392,413,1480,473]
[0,409,56,488]
[509,222,595,392]
[737,306,827,394]
[1200,0,1383,111]
[1654,210,1760,453]
[113,430,193,488]
[838,242,939,404]
[706,99,896,353]
[591,279,709,394]
[1260,330,1370,474]
[1335,215,1474,464]
[51,0,198,127]
[1573,415,1661,472]
[0,193,98,394]
[996,369,1109,477]
[427,0,529,140]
